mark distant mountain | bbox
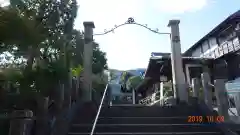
[127,68,146,77]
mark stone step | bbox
[99,108,202,117]
[68,132,224,135]
[68,105,225,135]
[73,117,187,124]
[101,105,200,112]
[73,116,217,124]
[69,124,221,133]
[103,104,196,109]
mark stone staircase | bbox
[67,103,226,135]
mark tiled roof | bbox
[150,56,214,61]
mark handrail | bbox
[90,84,109,135]
[139,91,161,105]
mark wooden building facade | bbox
[138,10,240,98]
[184,10,240,81]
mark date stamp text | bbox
[187,116,224,123]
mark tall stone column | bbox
[168,20,188,102]
[132,89,136,104]
[36,96,49,135]
[160,82,164,100]
[83,22,95,102]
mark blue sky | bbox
[1,0,239,70]
[74,0,240,70]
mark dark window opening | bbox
[189,67,203,79]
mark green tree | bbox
[92,43,108,74]
[109,70,118,82]
[119,71,132,91]
[0,0,108,104]
[70,31,107,74]
[126,76,143,91]
[120,71,132,85]
[71,65,84,77]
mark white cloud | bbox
[0,0,213,70]
[0,0,9,7]
[153,0,210,14]
[77,0,146,29]
[76,0,184,70]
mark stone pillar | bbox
[233,92,240,116]
[36,96,49,135]
[192,78,200,98]
[159,82,164,105]
[71,78,79,102]
[56,84,65,111]
[51,84,67,135]
[168,20,188,102]
[109,88,112,106]
[83,22,95,102]
[69,72,72,106]
[151,92,156,103]
[76,77,80,99]
[106,85,112,106]
[214,79,230,121]
[132,89,136,104]
[201,72,213,109]
[64,72,72,108]
[9,110,33,135]
[160,82,164,100]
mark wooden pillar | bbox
[214,79,230,121]
[9,110,33,135]
[185,64,191,85]
[168,20,188,102]
[82,22,95,102]
[201,72,213,110]
[192,78,200,98]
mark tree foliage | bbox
[119,71,133,92]
[119,71,132,85]
[109,70,117,82]
[92,43,108,74]
[126,76,143,90]
[0,0,108,106]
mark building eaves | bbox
[183,10,240,56]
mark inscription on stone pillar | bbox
[172,35,180,42]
